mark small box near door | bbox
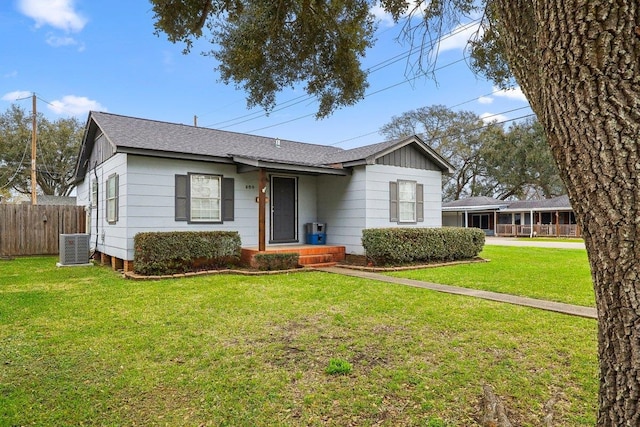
[305,223,326,245]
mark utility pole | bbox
[31,93,37,205]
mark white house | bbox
[73,112,454,271]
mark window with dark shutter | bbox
[222,177,235,221]
[106,174,118,223]
[417,183,424,222]
[175,174,188,221]
[389,181,398,222]
[176,174,234,222]
[390,180,423,223]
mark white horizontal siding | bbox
[78,153,445,260]
[364,164,442,231]
[317,170,367,254]
[86,153,128,260]
[123,156,260,258]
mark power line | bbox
[329,108,534,147]
[0,137,30,191]
[202,19,481,129]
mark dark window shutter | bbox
[175,174,188,221]
[417,183,424,222]
[222,177,234,221]
[389,181,398,222]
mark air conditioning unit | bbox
[59,234,90,265]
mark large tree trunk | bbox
[492,0,640,424]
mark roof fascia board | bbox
[233,156,349,176]
[500,207,573,212]
[442,205,506,212]
[118,147,234,164]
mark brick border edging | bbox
[121,258,488,280]
[123,266,318,280]
[332,257,489,273]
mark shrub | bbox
[134,231,241,275]
[361,227,485,266]
[326,358,352,375]
[252,253,299,271]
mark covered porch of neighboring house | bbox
[495,209,581,237]
[442,195,581,238]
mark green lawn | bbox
[387,245,595,307]
[1,256,597,426]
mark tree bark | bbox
[491,0,640,424]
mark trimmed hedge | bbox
[134,231,242,276]
[252,253,300,271]
[361,227,485,266]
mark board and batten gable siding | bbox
[124,155,259,260]
[375,143,441,170]
[87,133,116,168]
[316,169,367,254]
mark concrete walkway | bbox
[317,266,597,320]
[485,236,586,249]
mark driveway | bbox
[485,236,585,249]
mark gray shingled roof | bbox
[502,195,572,211]
[76,112,454,180]
[442,196,507,209]
[91,111,343,167]
[443,195,572,211]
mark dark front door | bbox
[271,176,297,242]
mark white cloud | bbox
[478,96,493,105]
[493,86,528,102]
[45,34,84,50]
[370,3,396,28]
[47,95,106,116]
[1,90,32,101]
[438,21,483,53]
[481,112,509,124]
[18,0,87,32]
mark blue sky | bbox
[0,0,532,149]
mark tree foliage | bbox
[0,105,83,197]
[380,106,564,201]
[482,117,565,200]
[151,0,477,117]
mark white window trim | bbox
[106,174,118,223]
[398,180,417,223]
[189,173,222,223]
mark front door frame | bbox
[270,175,298,243]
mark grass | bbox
[0,255,597,426]
[386,245,595,307]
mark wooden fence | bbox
[0,204,86,256]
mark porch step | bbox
[298,253,337,266]
[241,245,345,268]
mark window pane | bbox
[398,181,416,222]
[190,174,221,221]
[398,181,415,201]
[399,202,415,222]
[107,199,116,222]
